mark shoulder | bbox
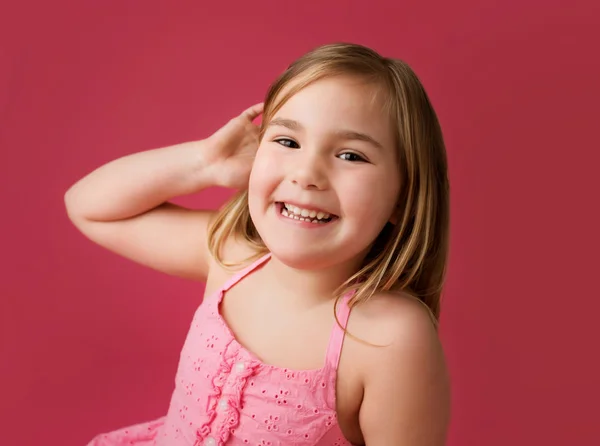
[349,291,439,348]
[205,232,265,293]
[354,291,448,387]
[349,293,447,388]
[348,292,451,444]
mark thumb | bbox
[241,102,264,122]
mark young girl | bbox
[65,42,451,446]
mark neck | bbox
[263,253,365,307]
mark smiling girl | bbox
[66,42,451,446]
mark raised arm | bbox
[64,103,263,281]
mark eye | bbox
[338,152,366,162]
[274,138,300,149]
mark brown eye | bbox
[275,138,300,149]
[339,152,365,162]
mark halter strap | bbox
[218,251,353,371]
[219,252,272,294]
[325,291,353,370]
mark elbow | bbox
[63,184,86,224]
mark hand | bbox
[205,102,264,189]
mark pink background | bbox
[1,1,599,445]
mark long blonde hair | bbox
[208,43,450,324]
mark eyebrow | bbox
[268,117,384,150]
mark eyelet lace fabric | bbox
[86,253,354,446]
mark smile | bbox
[275,202,338,225]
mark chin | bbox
[266,243,338,271]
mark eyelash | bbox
[273,138,367,163]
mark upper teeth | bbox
[283,203,330,220]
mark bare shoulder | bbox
[349,291,440,346]
[348,292,447,385]
[348,292,451,445]
[204,231,266,294]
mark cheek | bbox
[341,172,400,223]
[248,146,281,200]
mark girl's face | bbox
[248,75,401,271]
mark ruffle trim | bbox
[194,341,258,446]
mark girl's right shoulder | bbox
[203,230,263,295]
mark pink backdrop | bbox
[1,1,599,445]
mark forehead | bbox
[269,75,394,146]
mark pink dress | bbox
[87,253,355,446]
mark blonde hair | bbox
[208,43,450,325]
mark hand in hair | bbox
[64,102,263,282]
[205,102,264,190]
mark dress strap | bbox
[220,252,272,293]
[325,290,354,370]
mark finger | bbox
[242,102,264,121]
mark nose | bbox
[288,151,328,191]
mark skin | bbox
[248,75,401,299]
[214,76,451,445]
[65,75,450,445]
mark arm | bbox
[359,301,451,445]
[64,140,218,281]
[64,101,263,282]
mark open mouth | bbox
[275,202,338,224]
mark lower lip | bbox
[274,203,338,229]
